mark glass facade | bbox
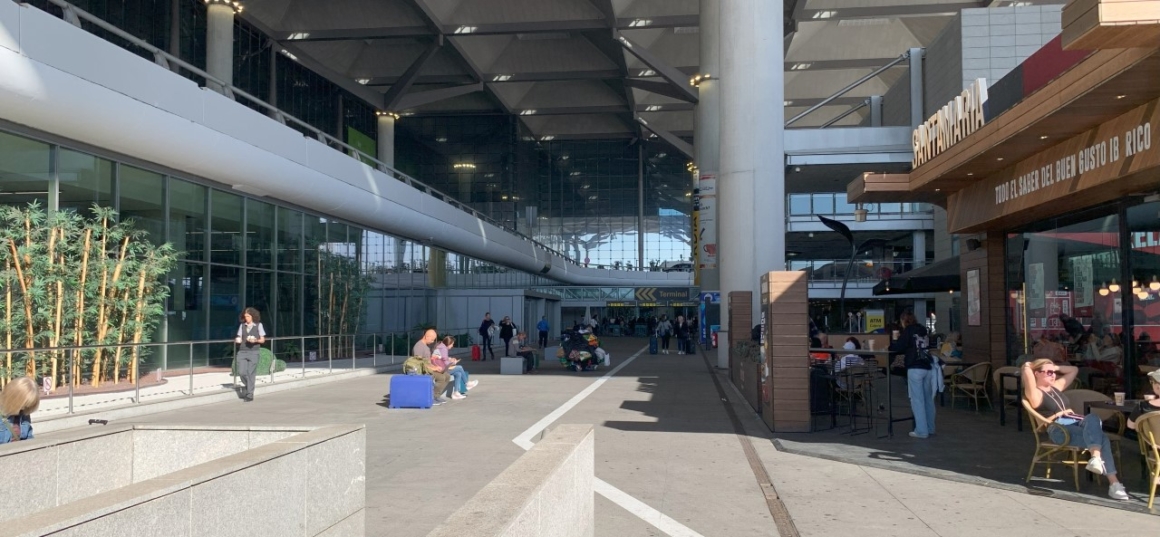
[0,128,554,367]
[1002,201,1160,394]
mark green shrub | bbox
[231,347,287,376]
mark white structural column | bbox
[718,0,785,367]
[205,2,235,93]
[376,113,396,167]
[913,230,927,321]
[696,0,721,294]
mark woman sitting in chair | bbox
[1022,358,1128,500]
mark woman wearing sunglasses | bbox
[1022,358,1128,500]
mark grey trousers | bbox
[237,349,260,398]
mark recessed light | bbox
[1116,95,1127,99]
[966,172,974,176]
[997,157,1004,161]
[1039,135,1048,140]
[935,188,941,192]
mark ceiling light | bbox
[570,171,582,176]
[656,152,667,158]
[492,75,513,82]
[790,63,812,71]
[376,110,399,120]
[1117,95,1127,99]
[1151,276,1160,291]
[453,163,476,170]
[1099,287,1110,296]
[286,32,309,40]
[541,136,555,141]
[645,105,663,111]
[811,10,836,19]
[997,157,1004,161]
[966,172,974,176]
[581,184,591,189]
[279,49,299,61]
[588,195,598,200]
[628,19,653,27]
[484,173,495,178]
[638,69,656,77]
[435,137,448,143]
[453,26,477,34]
[560,155,569,160]
[783,100,794,106]
[1109,280,1121,293]
[935,188,941,192]
[520,110,537,115]
[1039,135,1048,140]
[1140,291,1151,300]
[356,78,371,85]
[685,192,692,197]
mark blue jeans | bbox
[907,368,937,437]
[1050,414,1118,476]
[449,367,468,395]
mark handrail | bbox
[35,0,579,266]
[820,99,869,129]
[785,51,910,128]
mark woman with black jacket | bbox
[499,316,517,355]
[888,311,935,439]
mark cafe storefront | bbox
[850,8,1160,397]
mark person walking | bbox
[478,312,496,360]
[499,316,517,356]
[888,311,935,438]
[657,315,673,354]
[536,316,550,348]
[674,315,689,354]
[234,307,266,402]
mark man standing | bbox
[412,328,452,405]
[536,316,550,348]
[478,312,496,360]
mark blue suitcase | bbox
[649,335,658,355]
[389,374,434,409]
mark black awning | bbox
[872,256,960,296]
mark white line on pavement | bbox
[511,345,707,537]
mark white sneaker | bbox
[1086,456,1107,475]
[466,380,479,390]
[1109,482,1129,500]
[451,392,466,400]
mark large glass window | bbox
[1127,202,1160,366]
[208,264,241,346]
[118,165,165,244]
[246,198,275,269]
[1006,207,1120,362]
[277,272,302,337]
[167,261,206,343]
[277,207,302,272]
[57,149,114,215]
[245,269,273,333]
[211,190,243,265]
[169,179,207,262]
[0,132,51,208]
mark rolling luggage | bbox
[388,375,434,409]
[471,345,482,361]
[649,334,658,355]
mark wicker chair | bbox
[1136,412,1160,509]
[1022,399,1099,491]
[949,363,991,412]
[992,366,1020,414]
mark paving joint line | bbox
[697,348,800,537]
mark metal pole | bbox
[301,336,306,378]
[637,144,645,271]
[134,344,141,404]
[328,335,333,374]
[909,48,925,128]
[189,341,194,395]
[785,52,909,127]
[68,349,74,414]
[820,101,868,129]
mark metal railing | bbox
[35,0,579,268]
[0,331,437,417]
[789,259,915,283]
[787,194,933,220]
[785,51,911,128]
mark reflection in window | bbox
[119,165,165,245]
[211,190,243,265]
[0,131,50,209]
[247,199,275,269]
[169,179,207,263]
[57,149,114,215]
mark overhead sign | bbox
[913,78,988,168]
[947,95,1160,233]
[635,288,693,301]
[639,302,662,307]
[607,301,637,307]
[669,301,699,307]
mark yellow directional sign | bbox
[636,288,657,301]
[636,288,693,301]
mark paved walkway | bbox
[44,338,1160,536]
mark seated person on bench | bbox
[508,332,539,373]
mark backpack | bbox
[402,356,431,375]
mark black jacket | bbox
[479,319,494,337]
[888,324,931,370]
[499,321,516,339]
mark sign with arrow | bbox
[635,288,694,301]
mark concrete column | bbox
[719,0,785,368]
[205,2,235,93]
[638,144,645,270]
[913,230,926,268]
[869,95,883,127]
[909,48,925,127]
[695,0,721,293]
[376,113,395,168]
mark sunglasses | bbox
[1036,369,1058,377]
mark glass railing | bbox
[787,193,933,221]
[789,258,915,283]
